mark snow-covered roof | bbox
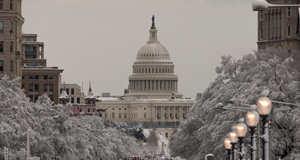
[59,89,68,99]
[96,97,120,102]
[86,82,94,99]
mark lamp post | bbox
[224,138,232,160]
[228,127,238,160]
[246,105,260,160]
[235,118,247,160]
[257,97,272,160]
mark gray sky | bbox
[23,0,257,98]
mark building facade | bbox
[96,16,195,128]
[258,0,300,51]
[68,84,97,117]
[59,83,85,104]
[22,34,63,104]
[0,0,24,80]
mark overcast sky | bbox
[23,0,257,98]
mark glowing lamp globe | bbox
[228,130,238,144]
[224,138,232,149]
[257,97,272,116]
[246,105,260,127]
[235,118,247,138]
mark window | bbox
[0,22,3,34]
[49,84,53,91]
[112,112,115,118]
[22,84,24,89]
[10,22,13,33]
[22,75,24,79]
[29,84,33,91]
[144,113,146,118]
[49,75,53,79]
[34,84,39,91]
[10,0,13,10]
[112,108,114,110]
[34,94,38,101]
[44,75,48,79]
[0,60,3,71]
[7,60,12,71]
[71,88,74,94]
[71,98,74,103]
[119,108,121,110]
[66,89,69,94]
[119,114,121,118]
[77,97,80,103]
[124,108,126,110]
[48,94,53,101]
[35,75,39,79]
[144,108,146,110]
[10,42,13,53]
[287,26,291,37]
[0,41,3,52]
[287,7,291,17]
[260,29,264,40]
[29,94,33,101]
[43,84,47,91]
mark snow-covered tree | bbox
[0,75,142,159]
[170,48,300,160]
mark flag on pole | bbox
[171,93,176,99]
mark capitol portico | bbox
[96,16,195,128]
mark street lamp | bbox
[252,0,300,11]
[257,97,272,160]
[246,105,260,160]
[235,118,247,160]
[224,138,232,160]
[228,127,238,160]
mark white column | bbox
[158,81,160,91]
[172,106,175,119]
[41,45,45,59]
[168,106,170,120]
[180,106,183,119]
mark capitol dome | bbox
[125,15,181,100]
[136,43,171,61]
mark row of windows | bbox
[133,67,174,74]
[23,37,35,42]
[23,75,53,80]
[0,21,13,34]
[156,113,186,119]
[135,62,172,65]
[0,60,14,72]
[29,94,53,102]
[139,53,169,58]
[25,84,53,92]
[0,0,14,10]
[260,7,291,21]
[60,88,75,95]
[0,41,14,53]
[260,26,292,40]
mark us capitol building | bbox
[96,16,195,128]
